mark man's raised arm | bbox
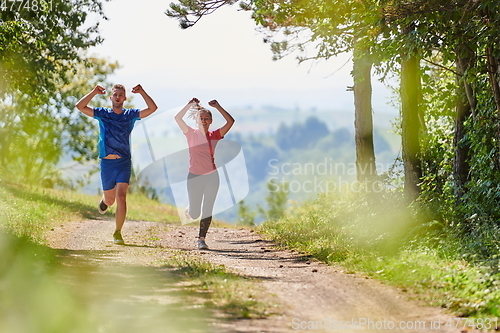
[76,85,106,117]
[132,84,158,119]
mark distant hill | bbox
[230,105,398,134]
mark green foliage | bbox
[0,0,118,187]
[261,183,421,257]
[0,57,119,186]
[352,248,500,319]
[237,200,256,226]
[165,0,500,322]
[257,178,289,222]
[416,60,456,223]
[259,187,500,318]
[415,55,500,259]
[0,0,106,96]
[129,169,160,201]
[165,0,239,29]
[459,102,500,228]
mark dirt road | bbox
[45,217,481,333]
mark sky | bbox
[88,0,397,114]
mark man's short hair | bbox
[112,84,126,91]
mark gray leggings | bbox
[187,171,220,238]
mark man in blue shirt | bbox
[76,84,158,245]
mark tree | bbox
[453,43,475,198]
[0,0,106,97]
[0,57,119,185]
[379,0,500,230]
[237,200,256,226]
[258,178,289,222]
[379,0,475,201]
[0,0,112,185]
[400,24,423,201]
[352,42,377,182]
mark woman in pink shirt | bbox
[175,98,235,249]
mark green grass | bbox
[165,251,276,319]
[0,180,179,242]
[0,233,89,333]
[258,190,500,323]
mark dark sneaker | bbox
[113,230,125,245]
[197,239,209,250]
[98,199,108,214]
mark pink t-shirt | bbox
[185,127,223,175]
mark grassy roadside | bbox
[0,181,179,241]
[257,191,500,329]
[164,251,277,319]
[0,181,272,332]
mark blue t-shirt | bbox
[93,107,140,159]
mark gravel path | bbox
[44,217,480,333]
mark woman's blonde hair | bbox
[187,103,212,120]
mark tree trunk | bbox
[486,45,500,168]
[352,44,376,183]
[486,46,500,113]
[453,47,475,198]
[400,51,422,202]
